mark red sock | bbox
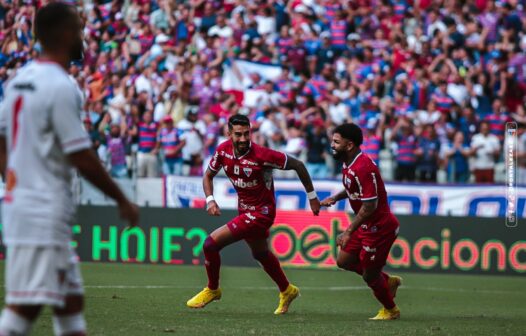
[253,251,290,292]
[203,237,221,290]
[366,275,395,309]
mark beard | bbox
[235,141,250,155]
[331,149,345,161]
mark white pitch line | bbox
[82,285,521,295]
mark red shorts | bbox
[342,213,399,269]
[227,212,274,242]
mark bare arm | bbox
[321,189,348,207]
[68,149,139,227]
[284,155,320,215]
[203,167,221,216]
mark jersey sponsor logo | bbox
[240,201,256,211]
[363,245,376,253]
[246,213,256,221]
[347,191,360,200]
[13,82,35,91]
[243,167,253,177]
[241,159,258,166]
[231,178,259,188]
[221,151,234,160]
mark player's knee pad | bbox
[0,308,33,335]
[52,313,86,336]
[252,250,271,262]
[203,236,219,253]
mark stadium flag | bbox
[221,59,282,106]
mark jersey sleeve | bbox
[208,148,223,172]
[259,146,288,169]
[355,164,379,201]
[50,82,92,154]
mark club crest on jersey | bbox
[243,167,253,177]
[345,176,352,187]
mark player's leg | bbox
[187,224,239,308]
[246,239,289,292]
[337,241,393,287]
[246,239,299,315]
[0,304,42,335]
[51,248,87,336]
[52,296,86,336]
[204,225,239,290]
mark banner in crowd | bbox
[165,176,526,218]
[221,59,282,107]
[1,207,522,275]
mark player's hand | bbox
[336,231,352,248]
[206,200,221,216]
[320,197,336,207]
[118,200,139,228]
[309,197,321,216]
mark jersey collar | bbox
[234,141,252,160]
[343,151,362,169]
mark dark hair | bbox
[34,2,78,48]
[333,123,363,146]
[228,114,251,130]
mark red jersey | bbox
[209,141,287,218]
[342,152,392,226]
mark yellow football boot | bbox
[388,275,403,298]
[186,287,222,308]
[369,306,401,320]
[274,284,300,315]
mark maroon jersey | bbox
[342,152,392,226]
[209,141,287,218]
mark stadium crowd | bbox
[0,0,525,183]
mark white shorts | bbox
[5,245,84,307]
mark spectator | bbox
[390,118,417,182]
[305,118,329,179]
[470,121,500,183]
[106,123,129,178]
[137,110,159,178]
[178,107,205,176]
[415,124,441,182]
[157,115,186,176]
[362,120,382,166]
[443,131,472,183]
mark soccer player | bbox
[0,3,139,335]
[186,114,321,314]
[320,123,402,320]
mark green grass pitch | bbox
[2,263,525,335]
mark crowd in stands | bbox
[0,0,525,184]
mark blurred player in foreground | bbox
[321,123,402,320]
[0,3,139,335]
[187,114,321,314]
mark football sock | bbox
[253,250,290,292]
[365,274,395,310]
[52,313,87,336]
[0,308,33,335]
[203,236,221,290]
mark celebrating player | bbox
[186,114,321,314]
[321,123,402,320]
[0,3,139,335]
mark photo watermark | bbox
[505,122,518,227]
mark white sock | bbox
[52,313,87,336]
[0,308,33,336]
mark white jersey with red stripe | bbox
[0,61,91,247]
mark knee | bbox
[252,250,271,262]
[203,236,220,253]
[336,258,350,270]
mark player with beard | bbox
[320,123,402,320]
[186,114,321,314]
[0,3,139,335]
